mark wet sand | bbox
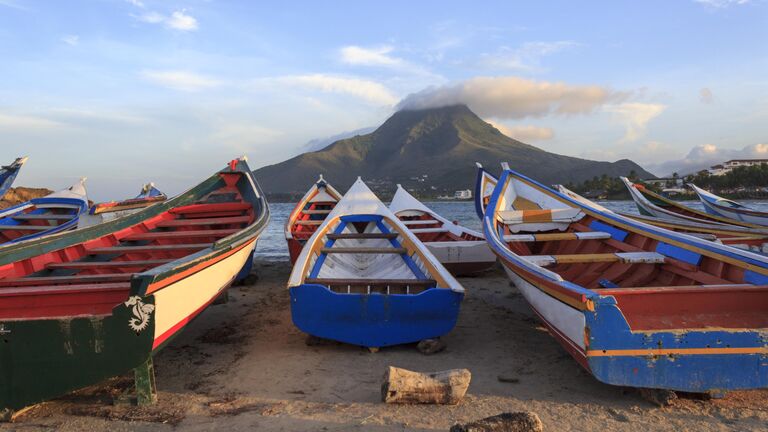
[4,261,767,431]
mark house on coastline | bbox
[708,159,768,176]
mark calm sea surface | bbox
[255,200,768,261]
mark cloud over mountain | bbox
[396,76,625,119]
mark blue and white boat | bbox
[484,163,768,393]
[0,157,28,199]
[288,178,464,349]
[690,183,768,227]
[0,178,89,245]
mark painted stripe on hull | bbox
[588,347,768,357]
[152,239,255,348]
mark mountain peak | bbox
[254,104,654,198]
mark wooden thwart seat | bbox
[46,259,174,269]
[504,231,611,242]
[155,215,250,227]
[124,229,238,241]
[12,214,74,221]
[0,225,51,231]
[0,273,134,288]
[294,220,323,225]
[320,247,407,254]
[523,252,665,267]
[327,233,397,240]
[303,209,332,215]
[89,243,211,254]
[402,220,440,226]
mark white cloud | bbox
[0,0,25,9]
[604,102,666,142]
[694,0,751,8]
[649,143,768,176]
[209,123,284,152]
[125,0,144,7]
[480,41,577,71]
[398,76,623,119]
[61,35,79,46]
[700,87,714,104]
[141,70,221,92]
[340,45,402,67]
[134,10,198,31]
[166,10,198,31]
[274,74,398,106]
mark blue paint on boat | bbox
[588,220,628,242]
[0,196,88,244]
[0,157,26,199]
[290,284,463,348]
[656,241,703,266]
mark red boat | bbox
[284,175,342,263]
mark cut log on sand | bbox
[450,412,544,432]
[381,366,470,405]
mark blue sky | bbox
[1,0,767,200]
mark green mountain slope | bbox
[254,104,654,198]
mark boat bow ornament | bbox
[125,296,155,332]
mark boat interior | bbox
[290,186,339,243]
[0,202,83,244]
[494,176,768,332]
[0,174,257,321]
[397,210,482,243]
[300,215,444,295]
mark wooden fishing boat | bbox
[690,183,768,227]
[622,177,763,229]
[477,165,768,253]
[0,156,27,199]
[0,157,269,416]
[284,175,343,264]
[80,183,168,228]
[559,185,768,254]
[484,163,768,393]
[0,178,89,245]
[474,162,498,219]
[389,184,496,275]
[288,178,464,349]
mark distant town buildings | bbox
[708,159,768,176]
[454,189,472,199]
[642,177,683,188]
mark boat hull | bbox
[286,237,304,264]
[499,261,768,392]
[699,200,768,226]
[426,240,497,275]
[289,284,463,348]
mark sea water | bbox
[255,200,768,261]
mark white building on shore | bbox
[708,159,768,176]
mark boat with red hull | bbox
[389,184,496,275]
[484,163,768,393]
[0,157,269,416]
[284,175,342,263]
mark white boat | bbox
[389,184,496,275]
[287,178,464,349]
[690,183,768,227]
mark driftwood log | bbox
[450,412,544,432]
[381,366,470,404]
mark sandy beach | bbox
[3,260,767,432]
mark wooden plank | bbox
[305,278,436,286]
[0,225,51,231]
[89,243,211,254]
[12,214,74,221]
[0,282,131,296]
[402,220,439,226]
[294,220,323,225]
[46,259,173,269]
[327,233,398,240]
[524,252,665,267]
[155,216,250,227]
[303,209,332,215]
[170,202,250,215]
[124,229,238,241]
[320,247,407,254]
[593,284,765,296]
[0,273,133,287]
